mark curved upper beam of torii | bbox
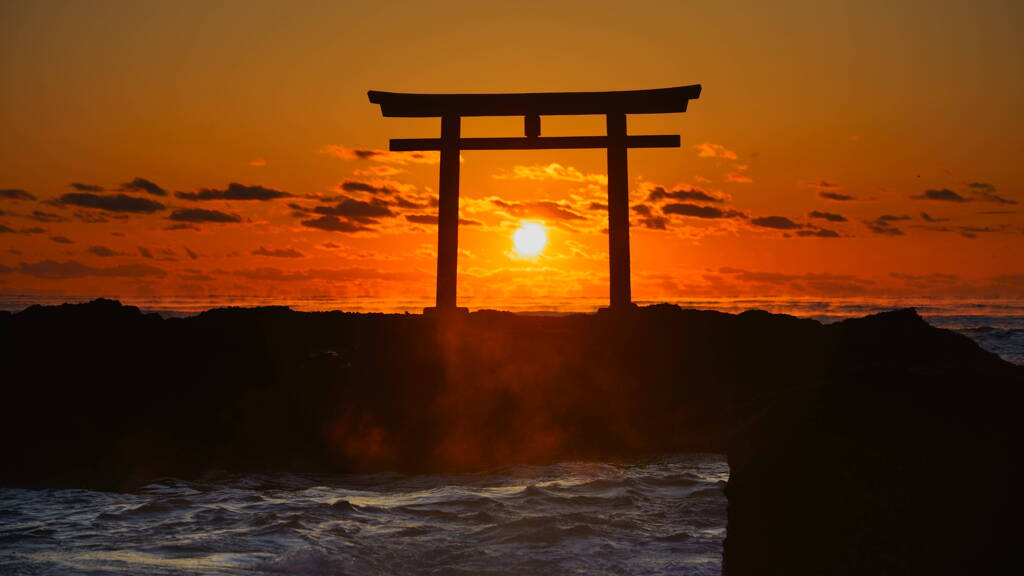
[368,85,702,315]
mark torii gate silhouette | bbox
[368,84,701,314]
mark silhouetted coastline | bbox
[1,299,1019,574]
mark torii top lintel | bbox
[368,84,701,117]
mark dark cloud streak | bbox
[57,193,165,213]
[0,189,35,201]
[819,191,855,201]
[176,183,291,201]
[662,203,744,219]
[911,189,968,202]
[120,177,168,197]
[70,182,104,192]
[168,208,242,223]
[809,210,847,222]
[751,216,801,230]
[301,216,372,233]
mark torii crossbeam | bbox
[368,85,702,313]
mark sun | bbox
[513,222,547,256]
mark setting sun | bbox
[512,222,547,256]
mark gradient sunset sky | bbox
[1,0,1022,309]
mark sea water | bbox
[0,455,727,576]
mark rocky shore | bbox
[1,299,1018,573]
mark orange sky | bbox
[1,0,1022,309]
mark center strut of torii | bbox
[368,85,701,314]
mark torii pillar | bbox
[368,85,702,314]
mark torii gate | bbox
[368,85,701,314]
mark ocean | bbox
[1,296,1021,575]
[0,455,727,576]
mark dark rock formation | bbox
[0,299,1018,573]
[723,308,1021,575]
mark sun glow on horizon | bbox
[512,222,548,257]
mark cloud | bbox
[646,186,725,204]
[714,267,875,294]
[50,235,74,244]
[321,145,439,165]
[920,211,949,223]
[404,214,482,226]
[589,202,608,211]
[29,210,67,223]
[966,182,1017,205]
[223,266,424,283]
[315,197,395,223]
[353,165,405,177]
[751,216,801,230]
[725,172,753,184]
[392,195,435,210]
[185,247,199,260]
[70,182,104,192]
[795,227,840,238]
[990,274,1024,291]
[18,259,166,279]
[663,203,745,219]
[865,214,910,235]
[300,215,372,233]
[404,214,437,225]
[178,268,214,282]
[0,224,14,233]
[138,246,153,259]
[957,226,996,239]
[695,142,738,160]
[890,272,959,288]
[168,208,242,223]
[176,183,291,201]
[249,158,267,167]
[808,210,847,222]
[253,246,305,258]
[491,198,586,221]
[494,163,607,185]
[87,245,127,257]
[631,205,669,230]
[819,191,856,201]
[718,267,796,284]
[915,224,1002,239]
[911,188,968,202]
[0,189,35,201]
[72,211,110,223]
[56,193,165,213]
[637,215,669,230]
[876,214,912,223]
[120,177,167,197]
[339,179,406,195]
